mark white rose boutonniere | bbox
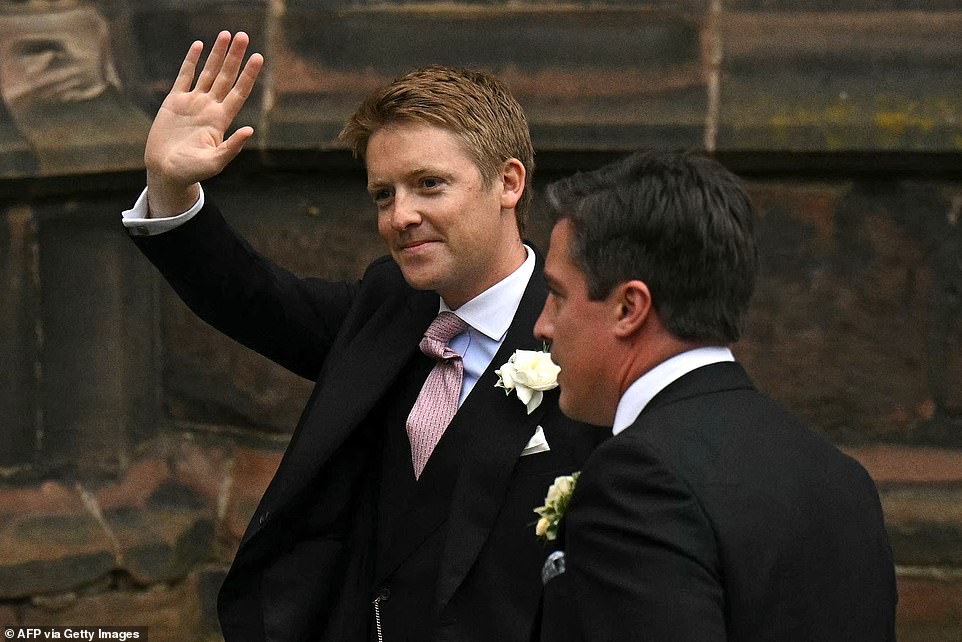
[494,349,561,414]
[534,472,580,543]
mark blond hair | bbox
[340,65,535,232]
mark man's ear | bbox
[499,158,526,210]
[613,280,652,338]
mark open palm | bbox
[145,31,263,213]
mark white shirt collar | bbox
[440,245,535,341]
[611,346,735,436]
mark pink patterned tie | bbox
[406,311,469,479]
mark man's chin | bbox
[559,392,610,428]
[395,262,441,292]
[558,394,587,423]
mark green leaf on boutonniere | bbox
[533,472,580,543]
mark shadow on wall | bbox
[829,182,962,443]
[0,0,150,177]
[744,179,962,446]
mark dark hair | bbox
[546,150,758,343]
[340,65,535,233]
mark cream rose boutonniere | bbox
[534,472,580,543]
[494,349,560,414]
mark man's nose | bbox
[534,306,552,342]
[390,193,421,230]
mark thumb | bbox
[219,125,255,160]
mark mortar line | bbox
[896,565,962,581]
[703,0,723,153]
[257,0,286,158]
[75,482,122,563]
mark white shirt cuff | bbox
[122,185,205,236]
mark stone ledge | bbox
[897,575,962,642]
[270,6,707,152]
[0,605,18,626]
[20,571,207,642]
[0,481,114,599]
[719,12,962,152]
[880,487,962,566]
[843,445,962,485]
[0,434,242,597]
[880,487,962,530]
[91,437,232,583]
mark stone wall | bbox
[1,1,961,640]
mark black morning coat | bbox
[131,201,602,642]
[537,361,898,642]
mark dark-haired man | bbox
[534,150,897,641]
[122,31,599,642]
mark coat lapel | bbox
[374,251,552,590]
[434,256,551,608]
[245,285,438,545]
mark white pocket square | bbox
[521,425,550,456]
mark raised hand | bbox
[145,31,264,217]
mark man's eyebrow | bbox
[367,167,444,191]
[543,271,562,290]
[407,166,448,180]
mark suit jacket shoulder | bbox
[550,362,896,642]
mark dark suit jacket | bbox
[539,362,896,642]
[131,202,601,642]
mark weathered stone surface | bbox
[736,179,962,445]
[844,445,962,485]
[897,576,962,642]
[167,438,233,510]
[94,437,231,518]
[22,570,206,642]
[129,2,268,105]
[36,197,159,475]
[0,605,19,626]
[82,430,280,567]
[271,7,707,151]
[123,3,268,155]
[0,2,273,179]
[89,436,230,584]
[881,487,962,565]
[290,0,708,6]
[0,481,114,599]
[730,0,960,9]
[0,435,230,598]
[1,4,961,178]
[195,565,228,638]
[222,444,284,556]
[107,506,215,585]
[0,553,115,600]
[0,4,151,176]
[718,12,962,152]
[0,205,39,468]
[0,479,80,516]
[0,101,36,177]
